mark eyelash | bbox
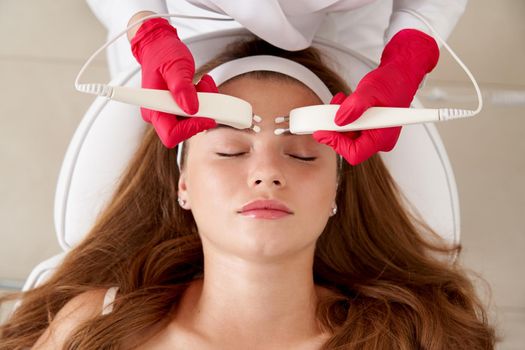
[216,152,317,162]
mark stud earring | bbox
[177,197,187,208]
[331,204,338,216]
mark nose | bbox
[248,154,287,189]
[253,177,284,187]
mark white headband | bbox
[176,55,335,169]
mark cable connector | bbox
[438,108,476,121]
[76,84,113,98]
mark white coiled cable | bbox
[398,9,483,120]
[74,13,234,97]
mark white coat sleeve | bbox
[385,0,468,43]
[85,0,169,78]
[325,0,467,65]
[86,0,168,33]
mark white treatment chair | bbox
[21,28,460,294]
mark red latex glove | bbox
[130,18,217,148]
[313,29,439,165]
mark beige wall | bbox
[1,0,524,347]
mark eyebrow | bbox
[212,124,254,134]
[210,123,296,137]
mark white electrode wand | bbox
[276,104,479,135]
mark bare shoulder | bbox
[32,288,108,349]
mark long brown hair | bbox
[1,37,497,349]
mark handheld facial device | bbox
[90,85,478,135]
[284,104,478,135]
[95,86,254,130]
[75,10,482,136]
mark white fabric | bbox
[86,0,467,78]
[86,0,168,77]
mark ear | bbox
[178,170,189,208]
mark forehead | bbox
[217,75,321,132]
[185,75,327,151]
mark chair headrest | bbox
[54,29,460,256]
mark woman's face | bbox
[178,76,338,260]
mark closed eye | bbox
[216,152,244,158]
[216,153,317,162]
[291,155,317,162]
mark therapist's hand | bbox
[131,18,217,147]
[313,29,439,165]
[149,74,218,148]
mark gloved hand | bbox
[131,18,217,148]
[313,29,440,165]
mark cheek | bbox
[299,171,337,209]
[295,154,338,193]
[304,167,338,219]
[186,160,241,210]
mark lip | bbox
[238,199,293,215]
[239,209,291,219]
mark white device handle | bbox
[289,105,440,134]
[110,87,252,129]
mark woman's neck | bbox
[169,243,333,348]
